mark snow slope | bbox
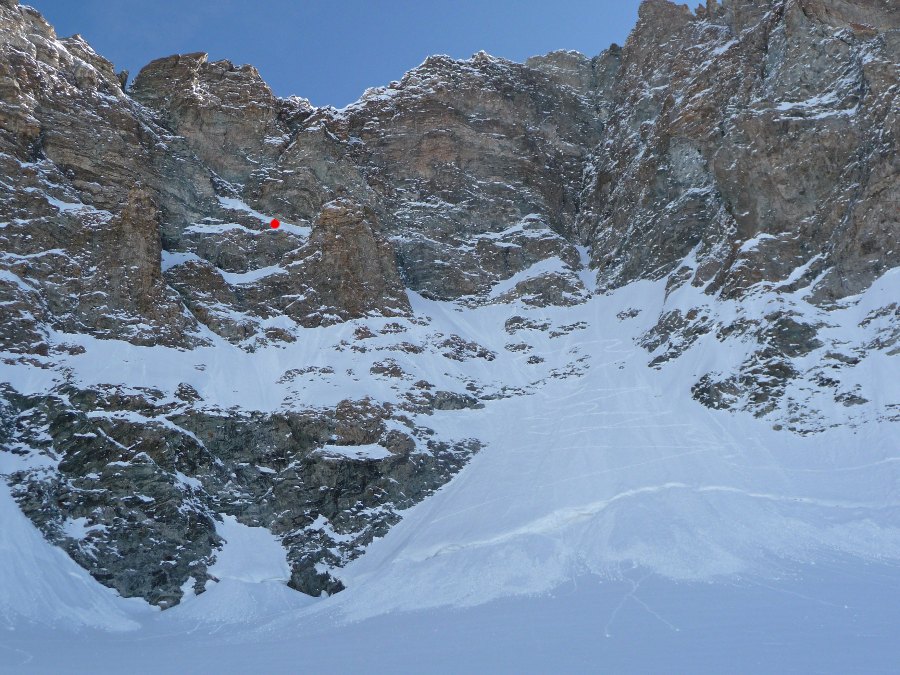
[1,277,899,672]
[309,282,900,622]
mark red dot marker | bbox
[270,218,280,229]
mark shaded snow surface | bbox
[1,275,899,673]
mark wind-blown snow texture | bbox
[1,0,899,671]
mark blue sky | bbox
[29,0,643,107]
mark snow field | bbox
[1,268,898,672]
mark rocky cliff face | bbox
[1,0,897,606]
[577,0,898,425]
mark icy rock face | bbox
[0,4,201,349]
[580,0,898,297]
[578,0,898,422]
[1,383,480,603]
[0,0,898,607]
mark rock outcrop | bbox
[285,199,410,325]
